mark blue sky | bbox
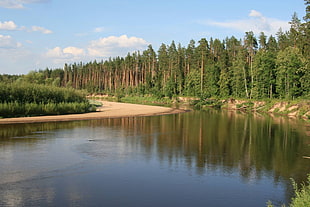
[0,0,306,74]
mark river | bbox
[0,110,309,207]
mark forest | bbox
[1,1,309,101]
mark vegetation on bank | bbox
[88,94,174,106]
[0,83,94,118]
[191,97,310,119]
[267,174,310,207]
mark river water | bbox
[0,110,309,207]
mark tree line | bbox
[1,1,309,100]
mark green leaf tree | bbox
[276,47,305,99]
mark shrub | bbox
[290,175,310,207]
[0,83,91,117]
[267,174,310,207]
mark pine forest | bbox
[1,3,310,101]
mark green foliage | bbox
[236,102,254,110]
[0,101,91,117]
[276,47,305,99]
[267,174,310,207]
[88,99,103,107]
[252,50,276,99]
[184,70,201,96]
[290,175,310,207]
[0,82,86,104]
[192,98,223,110]
[0,83,91,118]
[120,95,172,106]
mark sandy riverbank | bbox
[0,101,186,124]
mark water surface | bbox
[0,110,309,207]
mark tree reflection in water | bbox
[0,109,309,206]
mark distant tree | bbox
[258,32,267,50]
[196,38,209,94]
[277,28,290,50]
[266,35,278,52]
[300,0,310,58]
[184,70,201,96]
[244,31,258,98]
[158,43,169,91]
[218,66,231,97]
[231,49,248,98]
[168,41,178,94]
[289,12,302,48]
[252,50,276,99]
[276,47,305,99]
[185,39,196,75]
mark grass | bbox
[91,94,173,106]
[120,95,173,106]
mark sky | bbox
[0,0,306,74]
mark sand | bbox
[0,101,186,124]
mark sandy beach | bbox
[0,101,186,124]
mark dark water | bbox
[0,110,309,207]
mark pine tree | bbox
[244,31,258,98]
[196,38,209,94]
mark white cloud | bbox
[0,20,52,34]
[43,35,149,66]
[88,35,149,57]
[249,10,263,18]
[94,27,105,33]
[31,26,52,34]
[0,21,18,30]
[45,35,148,60]
[203,10,290,36]
[0,34,22,48]
[0,0,49,9]
[63,47,84,56]
[45,46,85,63]
[45,47,63,58]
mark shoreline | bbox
[0,101,187,125]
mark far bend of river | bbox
[0,110,310,207]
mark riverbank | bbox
[88,95,310,120]
[190,98,310,120]
[223,98,310,120]
[0,101,186,124]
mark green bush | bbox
[0,83,91,117]
[0,82,86,104]
[290,175,310,207]
[0,101,91,117]
[267,174,310,207]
